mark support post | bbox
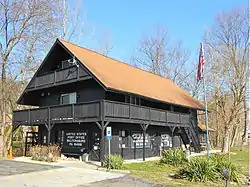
[100,121,105,164]
[143,129,146,161]
[95,121,110,165]
[169,126,176,148]
[140,123,149,161]
[45,123,54,145]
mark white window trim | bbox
[60,92,77,105]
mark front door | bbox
[89,131,100,161]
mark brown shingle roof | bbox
[59,39,204,110]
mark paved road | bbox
[79,175,168,187]
[0,160,62,176]
[0,160,123,187]
[0,160,167,187]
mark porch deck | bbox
[13,100,190,126]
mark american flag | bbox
[197,43,205,81]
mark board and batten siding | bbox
[29,79,105,107]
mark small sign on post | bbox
[106,127,112,170]
[223,168,230,187]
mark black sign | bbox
[65,131,87,147]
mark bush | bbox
[30,144,61,162]
[179,157,220,182]
[211,154,242,183]
[103,154,124,169]
[160,148,187,166]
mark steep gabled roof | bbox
[58,39,203,110]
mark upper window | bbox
[62,60,71,69]
[60,92,77,105]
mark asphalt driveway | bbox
[0,159,167,187]
[0,159,124,187]
[79,175,168,187]
[0,160,61,176]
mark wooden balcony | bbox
[13,100,191,126]
[27,66,91,90]
[104,100,190,126]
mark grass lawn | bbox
[230,144,249,176]
[123,161,223,187]
[122,145,249,187]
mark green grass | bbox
[122,145,249,187]
[230,145,249,176]
[123,161,223,187]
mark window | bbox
[62,60,70,69]
[60,92,77,105]
[130,96,140,105]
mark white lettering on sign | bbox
[65,131,87,147]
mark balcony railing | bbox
[13,101,101,125]
[13,100,190,125]
[104,100,190,124]
[28,66,84,89]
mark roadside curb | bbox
[97,167,131,174]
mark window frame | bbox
[60,92,77,105]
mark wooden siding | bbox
[13,100,191,126]
[21,79,105,107]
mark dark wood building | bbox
[12,39,204,162]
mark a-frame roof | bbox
[58,39,203,110]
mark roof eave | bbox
[106,87,204,111]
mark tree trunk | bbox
[222,126,230,153]
[230,125,238,147]
[242,98,248,146]
[2,125,11,157]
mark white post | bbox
[108,139,111,170]
[203,76,210,159]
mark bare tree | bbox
[132,26,198,94]
[0,0,63,156]
[58,0,92,45]
[204,7,249,152]
[96,31,114,56]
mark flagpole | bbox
[202,71,210,159]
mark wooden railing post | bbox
[149,108,151,123]
[100,100,104,121]
[54,71,56,84]
[72,104,74,122]
[77,66,80,80]
[166,111,168,124]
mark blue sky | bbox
[80,0,246,63]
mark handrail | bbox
[104,100,190,124]
[13,100,190,125]
[13,100,101,113]
[37,65,76,77]
[104,99,189,115]
[34,66,78,88]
